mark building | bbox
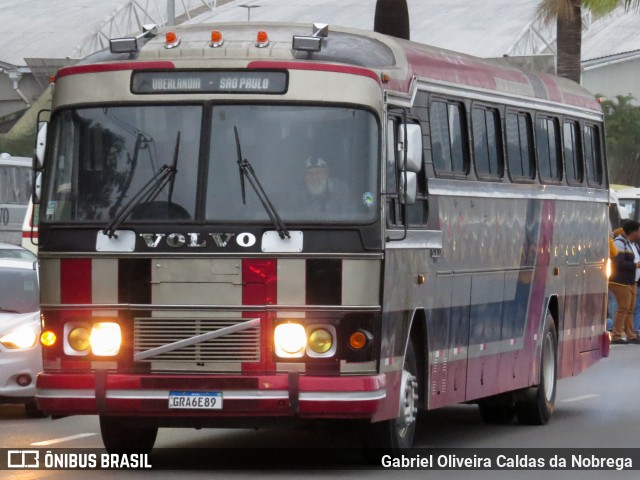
[582,5,640,102]
[0,0,222,133]
[3,0,640,135]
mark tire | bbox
[478,393,516,424]
[516,315,557,425]
[362,338,419,453]
[24,399,47,418]
[100,415,158,453]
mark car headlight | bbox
[1,325,39,349]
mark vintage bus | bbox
[34,22,610,452]
[0,153,32,245]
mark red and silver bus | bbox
[34,22,610,452]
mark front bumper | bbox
[36,372,390,421]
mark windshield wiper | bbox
[234,126,290,239]
[102,131,180,238]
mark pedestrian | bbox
[609,220,640,344]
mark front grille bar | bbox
[133,317,260,362]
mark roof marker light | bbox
[165,31,181,49]
[210,30,224,48]
[255,31,269,48]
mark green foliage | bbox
[601,94,640,185]
[0,133,35,157]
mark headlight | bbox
[90,322,122,356]
[274,323,306,358]
[1,325,39,349]
[68,326,91,352]
[306,326,336,357]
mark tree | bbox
[537,0,640,83]
[374,0,410,40]
[599,95,640,185]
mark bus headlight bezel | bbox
[63,321,122,357]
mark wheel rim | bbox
[396,369,418,438]
[542,330,556,402]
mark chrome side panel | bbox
[382,181,608,408]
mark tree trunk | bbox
[555,0,582,83]
[374,0,410,40]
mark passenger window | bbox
[429,100,468,176]
[536,116,561,182]
[506,112,534,180]
[563,121,583,185]
[584,125,604,186]
[472,107,503,179]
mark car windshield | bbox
[0,248,36,261]
[0,267,39,314]
[207,105,379,224]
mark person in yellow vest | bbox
[610,220,640,344]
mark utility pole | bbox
[167,0,176,26]
[239,4,261,21]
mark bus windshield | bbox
[207,105,378,224]
[45,105,202,222]
[44,104,379,225]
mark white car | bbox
[0,258,44,417]
[0,242,37,261]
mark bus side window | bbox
[506,111,534,181]
[385,118,400,226]
[472,106,503,180]
[563,120,583,185]
[584,124,604,187]
[429,99,468,177]
[536,115,562,183]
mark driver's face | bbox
[305,166,328,195]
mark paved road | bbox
[1,344,639,479]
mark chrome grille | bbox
[134,317,260,363]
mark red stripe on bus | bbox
[242,258,277,306]
[56,61,175,80]
[242,259,277,373]
[60,258,92,304]
[247,61,382,85]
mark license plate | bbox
[168,391,222,410]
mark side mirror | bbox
[33,171,42,205]
[399,171,417,205]
[34,121,47,170]
[398,123,422,173]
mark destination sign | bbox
[131,71,288,94]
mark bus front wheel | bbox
[516,315,557,425]
[363,338,419,452]
[99,415,158,453]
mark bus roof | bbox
[73,22,601,115]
